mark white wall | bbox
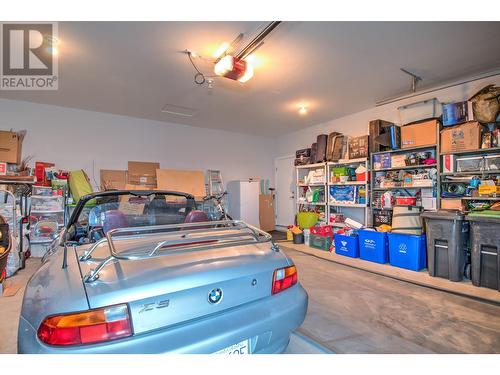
[275,74,500,157]
[0,99,275,190]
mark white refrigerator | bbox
[226,180,260,228]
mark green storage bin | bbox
[309,234,333,251]
[331,167,348,177]
[296,212,319,229]
[68,170,94,204]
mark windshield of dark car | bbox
[77,193,196,235]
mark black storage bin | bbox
[421,210,468,282]
[467,215,500,291]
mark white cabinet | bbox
[227,180,260,228]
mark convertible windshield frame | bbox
[66,190,196,229]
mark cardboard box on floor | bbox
[156,169,206,200]
[0,130,23,164]
[100,170,127,190]
[259,194,275,232]
[401,119,438,149]
[127,161,160,188]
[440,121,483,153]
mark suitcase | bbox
[296,148,311,158]
[310,143,317,164]
[326,132,341,161]
[327,134,347,161]
[315,134,328,163]
[294,156,310,166]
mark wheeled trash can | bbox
[421,210,468,282]
[467,214,500,291]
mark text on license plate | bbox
[215,339,250,354]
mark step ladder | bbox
[207,170,224,196]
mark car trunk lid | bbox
[76,232,289,335]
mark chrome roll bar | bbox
[81,220,274,283]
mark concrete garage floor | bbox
[283,247,500,353]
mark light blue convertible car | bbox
[18,190,308,354]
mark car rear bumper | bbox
[18,283,308,354]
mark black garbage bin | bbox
[421,210,468,282]
[467,214,500,291]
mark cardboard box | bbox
[0,162,6,176]
[127,161,160,187]
[100,170,127,190]
[156,169,206,200]
[0,131,22,164]
[401,119,438,149]
[348,135,369,159]
[259,194,275,232]
[422,197,437,210]
[440,121,483,153]
[441,199,464,211]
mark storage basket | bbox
[309,234,333,251]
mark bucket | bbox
[293,232,304,244]
[303,229,310,246]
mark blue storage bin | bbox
[358,229,389,264]
[334,234,359,258]
[387,233,427,271]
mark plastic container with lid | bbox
[421,210,468,282]
[467,213,500,291]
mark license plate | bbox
[214,339,250,354]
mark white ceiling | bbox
[1,21,500,136]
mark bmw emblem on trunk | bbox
[208,288,223,304]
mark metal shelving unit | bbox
[370,136,440,220]
[439,146,500,208]
[327,158,369,226]
[295,163,328,223]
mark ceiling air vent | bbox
[161,104,197,117]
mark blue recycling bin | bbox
[334,234,359,258]
[387,233,427,271]
[358,229,389,264]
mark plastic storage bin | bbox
[421,210,468,282]
[387,233,427,271]
[334,234,359,258]
[467,214,500,291]
[358,230,389,264]
[309,234,332,251]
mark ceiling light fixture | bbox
[298,104,308,115]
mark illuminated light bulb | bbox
[213,42,230,58]
[238,61,254,83]
[214,55,234,76]
[50,46,59,56]
[298,104,308,115]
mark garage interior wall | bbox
[0,98,276,189]
[275,73,500,157]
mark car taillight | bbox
[37,304,132,346]
[272,265,298,295]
